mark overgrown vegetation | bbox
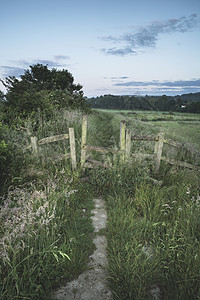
[85,110,200,299]
[0,110,95,299]
[0,64,91,125]
[0,84,200,299]
[89,161,200,299]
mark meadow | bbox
[0,108,200,299]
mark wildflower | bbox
[65,189,78,197]
[186,187,190,194]
[162,204,172,209]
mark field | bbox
[0,109,200,299]
[96,109,200,148]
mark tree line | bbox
[87,93,200,113]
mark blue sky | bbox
[1,0,200,97]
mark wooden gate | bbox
[29,128,77,170]
[80,115,198,172]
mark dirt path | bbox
[50,198,112,300]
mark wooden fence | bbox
[80,115,199,172]
[29,128,77,170]
[27,115,199,173]
[80,115,126,168]
[126,130,199,172]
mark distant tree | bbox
[1,64,90,123]
[176,97,183,107]
[155,95,170,111]
[184,102,200,113]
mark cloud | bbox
[0,66,25,77]
[111,76,129,80]
[16,59,65,68]
[114,79,200,87]
[111,79,200,96]
[0,56,71,78]
[102,47,137,56]
[102,14,200,56]
[53,55,70,60]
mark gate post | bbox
[30,136,39,155]
[125,129,131,160]
[81,115,87,166]
[69,127,77,170]
[120,120,126,163]
[154,131,164,172]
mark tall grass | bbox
[89,158,200,299]
[1,108,200,299]
[0,171,95,299]
[87,110,200,299]
[0,109,95,299]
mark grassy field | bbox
[95,109,200,149]
[1,109,200,299]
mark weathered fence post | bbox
[69,127,77,170]
[81,115,87,166]
[120,120,126,163]
[125,129,131,160]
[154,131,164,172]
[30,136,39,155]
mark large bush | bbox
[1,64,90,124]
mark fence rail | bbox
[26,115,199,173]
[29,129,77,170]
[80,115,126,168]
[38,134,69,145]
[80,115,199,172]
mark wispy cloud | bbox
[102,14,200,56]
[111,78,200,96]
[104,76,129,79]
[102,47,137,56]
[114,79,200,87]
[16,58,69,68]
[0,66,26,77]
[53,55,70,60]
[0,56,70,78]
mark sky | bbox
[1,0,200,97]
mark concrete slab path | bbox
[50,198,112,300]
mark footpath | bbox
[50,198,112,300]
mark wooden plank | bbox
[125,129,131,160]
[69,127,77,170]
[164,139,200,157]
[81,115,88,166]
[87,158,110,168]
[161,156,198,170]
[154,131,164,172]
[131,135,158,141]
[83,144,116,153]
[31,136,39,154]
[164,138,182,148]
[38,134,69,145]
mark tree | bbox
[1,64,90,123]
[155,95,170,111]
[184,102,200,113]
[0,90,5,102]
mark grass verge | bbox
[0,109,95,300]
[89,162,200,299]
[0,169,95,300]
